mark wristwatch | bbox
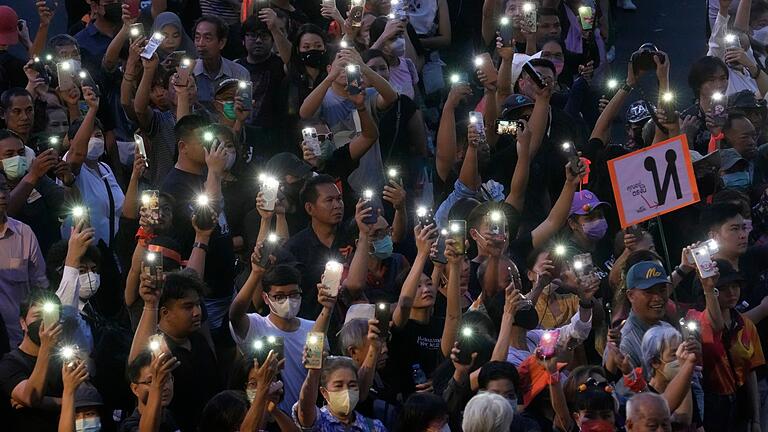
[621,83,633,93]
[193,242,209,252]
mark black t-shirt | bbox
[0,349,63,431]
[383,316,446,397]
[165,332,221,432]
[0,51,29,95]
[160,168,235,299]
[378,95,422,188]
[235,56,287,128]
[739,246,768,372]
[119,407,181,432]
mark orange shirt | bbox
[686,309,765,395]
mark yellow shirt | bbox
[535,290,581,329]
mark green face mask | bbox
[222,101,237,120]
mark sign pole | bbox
[655,215,682,317]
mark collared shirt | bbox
[291,404,387,432]
[506,310,593,366]
[617,312,674,367]
[193,57,250,102]
[74,22,114,71]
[0,217,48,347]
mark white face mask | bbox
[390,37,406,57]
[225,150,236,171]
[268,297,301,319]
[78,272,100,300]
[75,416,101,432]
[246,387,257,403]
[1,155,28,180]
[325,388,359,416]
[87,137,105,160]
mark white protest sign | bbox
[608,134,700,228]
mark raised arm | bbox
[121,38,143,123]
[297,368,322,428]
[311,284,339,334]
[58,361,87,432]
[347,48,397,110]
[261,8,292,64]
[530,162,583,249]
[63,86,99,172]
[701,269,724,332]
[441,239,462,357]
[299,56,340,119]
[505,121,532,212]
[383,180,408,243]
[393,225,435,327]
[241,352,278,432]
[140,354,179,432]
[481,0,500,46]
[230,248,267,342]
[56,225,95,306]
[662,340,699,413]
[492,283,525,361]
[348,99,379,159]
[151,0,167,17]
[133,51,157,131]
[31,1,53,57]
[103,5,134,72]
[122,149,147,219]
[591,61,636,144]
[12,321,61,407]
[734,0,751,32]
[436,84,471,181]
[128,275,160,362]
[7,150,58,217]
[357,320,383,403]
[344,201,373,297]
[496,48,514,108]
[460,124,482,191]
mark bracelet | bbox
[193,241,209,252]
[622,83,633,93]
[143,307,158,311]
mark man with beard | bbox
[0,290,63,431]
[236,13,288,127]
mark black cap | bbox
[714,259,746,287]
[501,94,535,114]
[266,152,312,179]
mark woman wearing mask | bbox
[392,393,449,432]
[284,24,329,139]
[640,326,700,428]
[153,12,197,63]
[568,378,618,432]
[562,189,611,298]
[369,16,420,100]
[296,356,386,432]
[62,86,125,249]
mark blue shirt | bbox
[74,22,113,70]
[193,57,250,102]
[292,405,387,432]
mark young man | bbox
[193,15,250,103]
[121,351,180,432]
[0,172,48,346]
[0,290,63,431]
[230,263,336,413]
[130,269,221,432]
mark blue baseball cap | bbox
[626,261,670,290]
[569,190,610,216]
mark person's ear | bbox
[651,357,662,373]
[527,269,537,283]
[18,317,27,333]
[469,228,479,241]
[262,292,270,305]
[305,202,314,216]
[347,345,361,360]
[319,386,328,401]
[130,383,140,397]
[626,289,637,303]
[218,38,227,51]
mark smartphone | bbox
[259,175,279,211]
[386,167,402,186]
[416,206,436,228]
[487,211,506,237]
[692,244,717,278]
[77,69,100,97]
[469,111,486,143]
[711,94,727,127]
[659,92,678,123]
[520,2,538,33]
[259,233,279,268]
[449,72,469,87]
[72,205,90,228]
[141,32,166,59]
[267,335,285,360]
[193,194,216,231]
[538,329,560,358]
[305,332,325,369]
[60,345,81,368]
[522,61,546,88]
[56,61,76,91]
[148,333,168,357]
[142,250,164,292]
[577,6,593,30]
[375,302,392,341]
[457,326,476,364]
[163,50,186,70]
[573,252,596,284]
[42,302,59,329]
[496,120,523,136]
[302,127,322,157]
[473,53,498,84]
[177,58,193,85]
[143,189,160,223]
[43,135,61,152]
[362,189,380,225]
[625,224,643,238]
[561,142,581,176]
[237,80,253,112]
[448,220,466,255]
[724,33,740,50]
[134,133,149,167]
[32,56,51,85]
[432,229,449,264]
[412,363,428,385]
[125,0,140,18]
[679,318,700,340]
[498,16,514,47]
[322,260,343,296]
[128,23,144,44]
[605,78,619,97]
[345,64,362,95]
[349,0,364,27]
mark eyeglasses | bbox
[269,292,302,303]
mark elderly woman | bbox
[640,325,699,428]
[462,392,515,432]
[296,356,386,432]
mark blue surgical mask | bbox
[75,416,101,432]
[722,171,752,189]
[581,218,608,241]
[2,155,28,180]
[371,235,394,259]
[222,101,237,120]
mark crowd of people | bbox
[0,0,766,430]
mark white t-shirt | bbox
[229,313,315,413]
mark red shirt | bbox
[686,309,765,395]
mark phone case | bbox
[363,193,380,225]
[457,327,476,364]
[520,3,538,33]
[578,6,593,30]
[259,235,278,268]
[346,64,363,95]
[141,33,166,59]
[573,253,595,278]
[416,208,436,228]
[375,303,391,340]
[522,62,546,88]
[322,261,343,296]
[711,102,727,127]
[448,220,466,255]
[144,190,160,223]
[194,200,216,231]
[349,0,364,26]
[237,80,253,111]
[692,245,717,278]
[305,332,325,369]
[538,329,560,358]
[143,251,164,291]
[57,62,76,91]
[42,305,59,329]
[259,178,279,211]
[432,229,448,264]
[78,70,100,97]
[474,53,497,85]
[177,58,192,85]
[302,128,322,156]
[126,0,140,18]
[499,17,514,47]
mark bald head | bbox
[626,393,671,432]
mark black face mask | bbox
[103,3,123,24]
[26,319,42,345]
[299,50,328,68]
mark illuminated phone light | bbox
[724,33,737,44]
[662,92,674,103]
[149,339,161,352]
[181,58,191,67]
[152,32,163,40]
[363,189,374,199]
[130,27,140,36]
[461,327,473,337]
[340,40,349,49]
[469,114,480,124]
[196,194,210,206]
[489,211,502,222]
[607,79,618,90]
[45,54,53,61]
[266,336,277,344]
[416,206,428,217]
[387,168,398,178]
[578,6,590,13]
[706,239,719,252]
[267,233,279,243]
[34,56,41,62]
[49,136,59,145]
[378,303,387,310]
[61,61,71,71]
[542,331,553,341]
[573,260,584,271]
[391,0,399,5]
[346,64,358,73]
[238,80,248,89]
[712,92,724,102]
[440,229,449,236]
[554,244,566,256]
[260,175,279,188]
[561,142,572,151]
[253,340,264,350]
[61,345,76,359]
[523,2,535,12]
[203,131,214,142]
[141,194,151,205]
[449,74,460,84]
[474,56,484,67]
[450,223,461,233]
[146,252,157,262]
[43,302,57,313]
[686,321,698,331]
[500,16,510,26]
[388,13,395,19]
[72,206,85,218]
[309,335,319,344]
[326,260,343,271]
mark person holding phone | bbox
[121,350,181,432]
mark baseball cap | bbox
[215,78,240,96]
[265,152,312,179]
[626,261,670,290]
[74,383,104,409]
[501,94,535,112]
[0,6,18,46]
[719,148,748,171]
[569,190,610,216]
[626,100,653,124]
[714,259,746,287]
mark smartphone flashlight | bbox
[450,222,462,233]
[662,92,674,102]
[145,251,158,263]
[562,142,573,151]
[523,2,535,12]
[266,335,277,344]
[573,260,584,271]
[49,136,59,146]
[578,6,590,14]
[340,40,349,49]
[61,60,71,71]
[181,58,192,67]
[72,206,85,218]
[196,194,210,207]
[203,131,215,142]
[363,189,374,200]
[461,326,473,338]
[253,339,264,350]
[685,320,698,332]
[387,167,398,178]
[308,334,319,344]
[346,64,357,73]
[541,331,553,342]
[417,206,428,217]
[705,239,719,252]
[724,33,737,44]
[61,345,77,360]
[473,56,484,67]
[130,27,140,37]
[267,233,279,243]
[712,92,724,102]
[449,73,460,84]
[489,210,502,222]
[554,244,566,256]
[500,16,510,26]
[607,79,618,90]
